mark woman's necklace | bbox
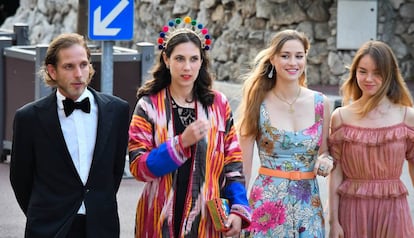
[272,87,301,113]
[366,102,392,120]
[169,87,194,108]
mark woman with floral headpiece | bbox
[128,17,251,238]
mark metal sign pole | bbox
[89,0,133,95]
[101,41,114,94]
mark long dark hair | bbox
[137,31,215,107]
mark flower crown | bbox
[157,16,212,51]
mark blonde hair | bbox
[341,40,413,117]
[237,29,310,137]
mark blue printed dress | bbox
[245,92,325,238]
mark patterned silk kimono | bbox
[128,89,251,238]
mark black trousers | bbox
[67,214,86,238]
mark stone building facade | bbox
[2,0,413,86]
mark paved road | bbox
[1,81,413,237]
[0,160,144,238]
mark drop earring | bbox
[268,65,274,78]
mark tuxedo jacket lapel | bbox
[33,89,119,183]
[89,89,114,167]
[35,92,82,182]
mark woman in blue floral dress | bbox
[237,30,334,237]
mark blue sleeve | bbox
[223,182,249,206]
[146,142,181,177]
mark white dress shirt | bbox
[56,88,98,214]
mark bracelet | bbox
[319,153,333,161]
[326,155,333,161]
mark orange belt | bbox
[259,167,316,180]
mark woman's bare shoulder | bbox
[404,106,414,127]
[331,104,355,127]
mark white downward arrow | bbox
[93,0,129,36]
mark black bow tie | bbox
[62,97,91,116]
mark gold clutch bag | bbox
[206,198,230,232]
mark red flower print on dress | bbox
[315,101,323,117]
[250,186,263,203]
[248,200,286,232]
[262,176,273,186]
[303,121,321,138]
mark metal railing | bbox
[0,24,154,161]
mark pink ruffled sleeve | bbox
[406,126,414,161]
[328,126,344,164]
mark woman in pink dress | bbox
[328,40,414,238]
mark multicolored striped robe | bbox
[128,88,251,238]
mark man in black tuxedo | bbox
[9,33,130,238]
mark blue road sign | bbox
[88,0,134,40]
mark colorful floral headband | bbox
[157,16,212,51]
